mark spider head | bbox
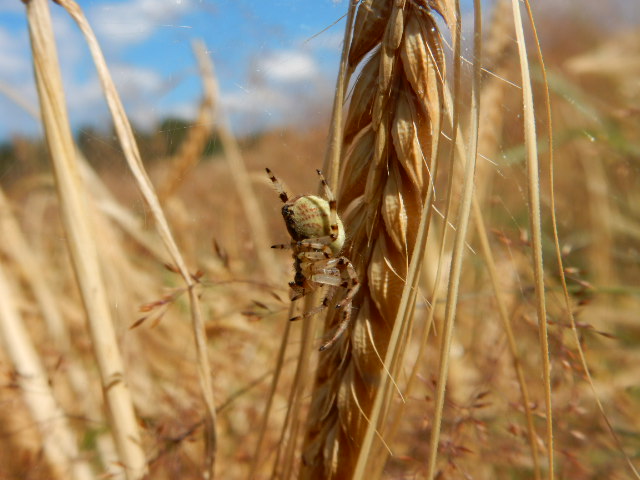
[282,195,345,255]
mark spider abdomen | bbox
[282,195,345,255]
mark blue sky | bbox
[0,0,349,141]
[2,1,636,142]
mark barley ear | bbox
[301,1,447,477]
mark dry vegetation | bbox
[0,0,639,479]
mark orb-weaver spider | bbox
[266,168,359,351]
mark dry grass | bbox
[0,1,639,479]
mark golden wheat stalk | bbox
[472,0,542,474]
[54,1,221,476]
[300,1,447,477]
[24,0,147,478]
[510,0,554,477]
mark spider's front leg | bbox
[318,257,360,351]
[319,306,353,351]
[334,257,360,309]
[289,294,333,322]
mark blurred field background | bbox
[0,0,639,479]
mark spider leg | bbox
[289,294,333,322]
[298,251,331,261]
[311,273,343,286]
[316,169,339,242]
[304,257,342,286]
[288,281,307,301]
[296,241,332,260]
[318,258,359,350]
[271,243,292,250]
[266,167,289,203]
[334,258,360,309]
[319,307,353,351]
[297,236,334,249]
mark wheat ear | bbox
[301,1,447,477]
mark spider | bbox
[266,167,360,351]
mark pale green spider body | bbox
[281,194,345,256]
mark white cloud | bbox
[221,84,292,133]
[0,27,32,79]
[55,63,165,131]
[51,9,88,65]
[257,50,318,83]
[223,85,289,114]
[124,103,159,131]
[64,78,104,112]
[111,64,164,98]
[219,70,334,134]
[85,64,165,129]
[218,47,332,132]
[160,100,198,121]
[89,0,193,45]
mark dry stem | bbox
[25,0,146,477]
